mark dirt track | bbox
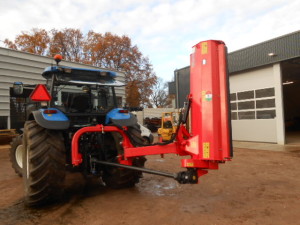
[0,146,300,225]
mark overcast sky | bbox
[0,0,299,82]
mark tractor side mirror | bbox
[13,82,24,95]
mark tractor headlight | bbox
[13,82,24,95]
[100,72,108,77]
[82,86,90,93]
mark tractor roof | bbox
[42,66,124,86]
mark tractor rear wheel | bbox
[102,160,142,189]
[23,121,66,206]
[9,135,23,177]
[102,133,144,189]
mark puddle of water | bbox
[154,159,165,162]
[138,179,178,196]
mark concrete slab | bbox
[233,141,300,152]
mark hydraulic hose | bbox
[155,98,191,146]
[115,98,191,147]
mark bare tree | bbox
[150,78,172,108]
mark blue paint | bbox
[105,108,130,124]
[13,82,23,85]
[39,108,69,122]
[43,66,117,78]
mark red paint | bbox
[118,109,129,113]
[190,40,232,161]
[43,109,57,114]
[30,84,52,102]
[71,125,133,166]
[125,143,178,158]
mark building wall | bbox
[229,65,279,143]
[172,31,300,144]
[174,67,190,108]
[0,47,125,128]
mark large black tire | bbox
[102,133,144,189]
[102,165,140,189]
[9,135,23,177]
[23,121,66,206]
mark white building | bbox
[171,31,300,144]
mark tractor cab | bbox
[39,65,126,127]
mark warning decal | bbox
[203,142,210,158]
[201,42,208,54]
[202,91,213,102]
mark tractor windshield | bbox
[53,84,118,113]
[43,66,123,113]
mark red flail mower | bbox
[71,40,233,183]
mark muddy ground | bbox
[0,145,300,225]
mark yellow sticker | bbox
[187,162,194,167]
[201,42,208,54]
[202,91,206,101]
[203,142,210,158]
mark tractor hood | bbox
[42,66,125,86]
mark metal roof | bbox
[228,30,300,73]
[175,30,300,75]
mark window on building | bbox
[257,110,276,119]
[231,112,237,120]
[230,87,276,120]
[238,111,255,120]
[230,93,237,101]
[255,88,275,98]
[237,90,254,100]
[231,102,237,110]
[238,101,255,110]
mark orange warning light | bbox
[30,84,52,102]
[54,54,62,64]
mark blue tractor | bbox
[10,56,152,206]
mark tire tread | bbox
[23,121,66,206]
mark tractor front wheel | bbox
[9,135,23,177]
[23,121,66,206]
